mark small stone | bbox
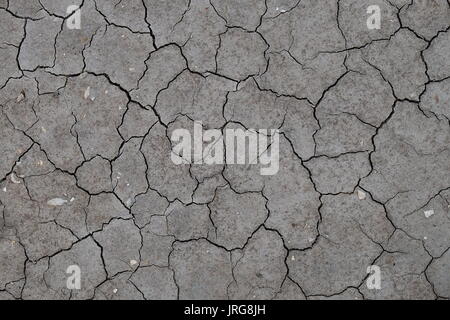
[16,92,25,103]
[130,259,138,266]
[10,173,21,184]
[84,86,90,99]
[357,190,366,200]
[113,288,118,294]
[47,198,68,206]
[424,210,434,218]
[291,256,295,261]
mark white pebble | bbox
[424,210,434,218]
[16,92,25,103]
[47,198,68,206]
[357,190,366,200]
[130,259,138,266]
[84,86,90,99]
[10,173,21,184]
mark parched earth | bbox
[0,0,449,300]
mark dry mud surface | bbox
[0,0,449,300]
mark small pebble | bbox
[47,198,68,206]
[84,87,90,99]
[357,190,366,200]
[16,92,25,103]
[424,210,434,218]
[10,173,21,184]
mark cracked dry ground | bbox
[0,0,449,301]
